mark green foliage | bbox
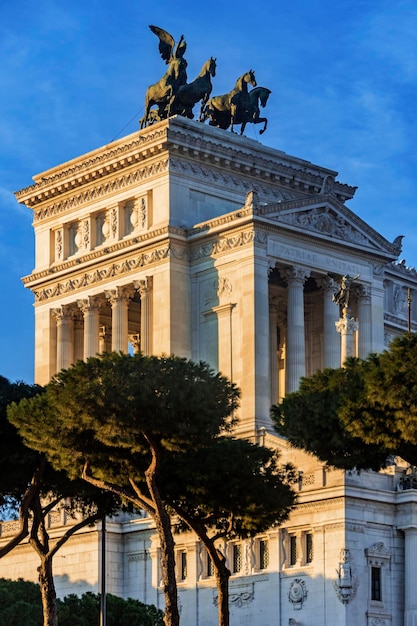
[0,578,43,626]
[0,376,42,510]
[9,353,240,491]
[0,579,164,626]
[57,592,164,626]
[340,333,417,465]
[272,362,389,471]
[166,437,296,537]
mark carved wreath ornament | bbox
[288,578,307,610]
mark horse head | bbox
[208,57,217,77]
[259,87,271,107]
[246,69,257,88]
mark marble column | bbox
[357,285,372,358]
[134,277,153,356]
[105,287,135,353]
[335,315,359,365]
[52,305,74,372]
[281,267,310,394]
[77,296,101,359]
[404,527,417,626]
[317,276,341,369]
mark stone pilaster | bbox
[269,297,279,405]
[356,285,372,358]
[281,267,310,394]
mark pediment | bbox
[257,194,402,259]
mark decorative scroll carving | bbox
[213,590,254,608]
[55,228,63,262]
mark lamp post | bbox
[100,515,106,626]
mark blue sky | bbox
[1,0,416,383]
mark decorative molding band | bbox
[170,157,297,202]
[22,226,187,286]
[31,244,174,302]
[16,128,167,201]
[191,229,267,262]
[32,159,169,222]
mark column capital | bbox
[335,315,359,335]
[52,304,76,323]
[354,283,371,302]
[133,276,153,297]
[280,266,310,286]
[77,295,101,315]
[316,275,338,294]
[104,286,135,307]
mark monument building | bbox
[2,115,417,626]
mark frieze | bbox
[31,244,175,302]
[170,157,296,202]
[289,497,345,513]
[191,230,267,261]
[32,159,169,222]
[22,226,187,287]
[268,238,370,279]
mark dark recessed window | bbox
[371,566,381,601]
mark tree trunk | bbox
[169,504,231,626]
[38,555,58,626]
[145,440,180,626]
[216,565,231,626]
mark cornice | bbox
[16,118,357,216]
[165,118,356,202]
[31,157,169,223]
[15,127,168,208]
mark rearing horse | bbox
[172,57,217,120]
[202,70,257,132]
[140,56,182,129]
[239,87,272,135]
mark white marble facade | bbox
[2,116,417,625]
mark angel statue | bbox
[140,26,188,128]
[332,274,360,314]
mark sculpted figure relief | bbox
[139,26,271,134]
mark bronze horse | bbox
[203,86,271,135]
[238,86,272,135]
[202,70,257,132]
[140,56,182,129]
[172,57,217,120]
